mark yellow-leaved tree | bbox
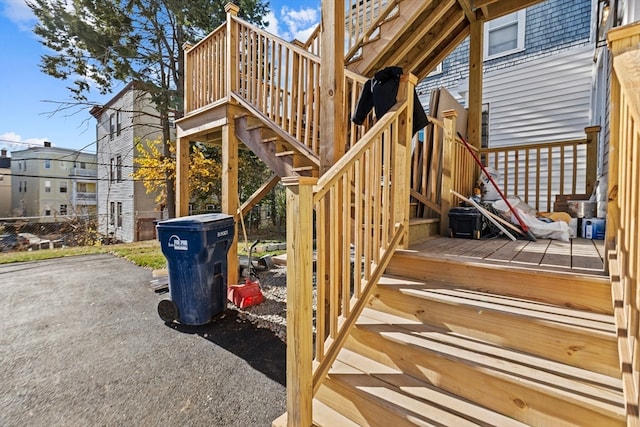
[132,138,221,210]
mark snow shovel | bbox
[456,132,537,242]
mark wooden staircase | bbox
[309,251,625,426]
[346,0,467,78]
[232,95,320,179]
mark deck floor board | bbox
[410,236,605,275]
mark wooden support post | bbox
[467,16,484,149]
[319,0,345,173]
[441,110,458,235]
[393,74,416,248]
[175,137,190,217]
[222,123,239,286]
[225,2,239,95]
[584,125,601,197]
[282,176,316,427]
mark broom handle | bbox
[456,132,536,241]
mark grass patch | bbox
[0,238,286,270]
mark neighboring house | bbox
[0,149,11,217]
[418,0,594,146]
[90,82,168,243]
[416,0,595,211]
[10,142,97,220]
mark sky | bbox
[0,0,320,155]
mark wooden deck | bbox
[410,236,607,276]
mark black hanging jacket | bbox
[351,66,429,135]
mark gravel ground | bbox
[232,266,289,342]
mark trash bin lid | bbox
[156,213,234,231]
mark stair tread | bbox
[355,308,624,415]
[321,357,504,426]
[377,276,616,334]
[311,399,362,427]
[331,348,530,426]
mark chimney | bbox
[1,149,6,157]
[44,141,51,147]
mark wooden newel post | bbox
[441,110,458,235]
[225,2,239,94]
[584,125,601,197]
[282,176,316,427]
[393,74,416,248]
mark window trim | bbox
[109,113,115,140]
[484,9,526,61]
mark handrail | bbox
[607,21,640,424]
[283,74,416,425]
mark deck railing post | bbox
[393,74,416,248]
[441,110,458,235]
[182,43,193,114]
[225,2,239,95]
[584,125,601,197]
[282,176,316,427]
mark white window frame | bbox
[484,9,526,60]
[45,180,51,193]
[60,181,68,193]
[427,62,443,77]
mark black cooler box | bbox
[448,207,483,239]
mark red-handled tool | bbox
[456,131,537,242]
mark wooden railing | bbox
[477,127,600,212]
[184,7,322,156]
[282,75,416,426]
[345,0,395,63]
[607,22,640,424]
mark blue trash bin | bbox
[156,214,234,325]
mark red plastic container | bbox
[228,279,264,308]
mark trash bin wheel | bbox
[158,299,178,323]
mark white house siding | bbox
[95,85,165,243]
[484,46,594,148]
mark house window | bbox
[484,10,526,60]
[45,180,51,193]
[60,182,68,193]
[117,202,123,227]
[18,181,22,192]
[427,62,443,77]
[60,204,68,215]
[44,159,51,169]
[23,160,26,171]
[110,158,115,182]
[116,110,122,135]
[110,202,115,225]
[45,207,51,216]
[78,182,88,192]
[18,162,22,171]
[23,181,26,192]
[80,161,86,169]
[109,114,115,140]
[116,155,122,182]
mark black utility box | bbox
[448,207,483,239]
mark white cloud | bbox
[2,0,36,30]
[0,133,49,154]
[279,6,319,42]
[264,11,280,37]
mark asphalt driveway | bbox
[0,254,286,427]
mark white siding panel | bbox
[485,46,594,148]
